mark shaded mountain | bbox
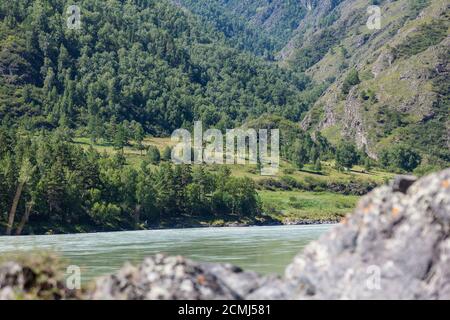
[176,0,311,51]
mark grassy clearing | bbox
[73,136,394,184]
[259,190,359,222]
[73,135,393,222]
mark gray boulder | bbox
[282,168,450,299]
[89,254,269,300]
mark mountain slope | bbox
[176,0,310,51]
[0,0,315,135]
[172,0,277,57]
[282,0,449,167]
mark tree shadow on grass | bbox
[297,169,327,176]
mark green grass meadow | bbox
[73,136,393,222]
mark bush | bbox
[379,145,421,173]
[280,175,299,189]
[342,69,360,94]
[147,145,161,165]
[303,176,327,191]
[257,178,289,191]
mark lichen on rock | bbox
[88,254,268,300]
[282,168,450,300]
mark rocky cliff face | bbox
[1,169,449,300]
[293,0,449,162]
[174,0,449,163]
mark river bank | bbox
[13,215,341,236]
[1,169,448,299]
[148,216,341,230]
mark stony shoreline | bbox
[150,218,340,230]
[3,217,340,237]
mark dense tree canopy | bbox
[0,0,318,136]
[0,127,261,235]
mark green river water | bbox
[0,225,332,282]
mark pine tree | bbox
[310,146,319,164]
[106,116,118,143]
[364,157,372,172]
[147,145,161,165]
[314,158,322,172]
[114,123,128,154]
[292,140,309,170]
[133,122,145,155]
[162,146,172,162]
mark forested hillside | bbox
[0,127,264,234]
[176,0,309,52]
[0,0,333,235]
[0,0,320,137]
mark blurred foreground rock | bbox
[88,254,274,300]
[0,254,80,300]
[281,168,450,300]
[1,169,449,300]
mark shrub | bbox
[147,145,161,165]
[379,145,421,173]
[342,69,360,94]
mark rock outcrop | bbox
[0,254,80,300]
[1,169,449,300]
[88,254,272,300]
[282,169,450,299]
[295,0,449,160]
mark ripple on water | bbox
[0,225,332,281]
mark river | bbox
[0,225,332,283]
